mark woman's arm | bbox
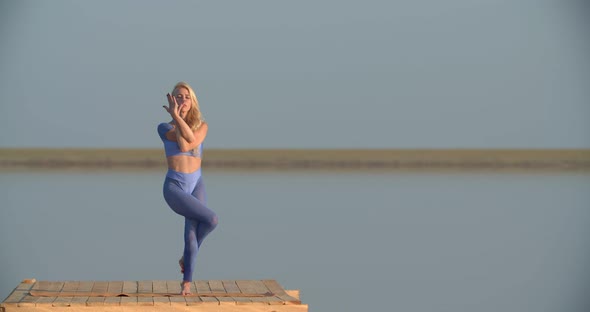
[172,114,196,143]
[166,121,208,152]
[175,118,208,152]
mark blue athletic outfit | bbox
[158,122,218,282]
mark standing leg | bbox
[183,176,218,282]
[180,176,212,280]
[192,176,217,247]
[183,218,199,283]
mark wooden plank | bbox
[107,281,123,293]
[221,280,242,294]
[104,281,123,306]
[137,296,154,305]
[52,281,78,307]
[31,295,56,307]
[52,295,74,307]
[18,291,39,308]
[86,281,107,306]
[235,280,259,294]
[235,280,271,305]
[16,280,36,291]
[76,281,95,291]
[153,280,168,293]
[137,280,152,293]
[120,296,138,305]
[166,280,182,294]
[69,281,93,307]
[250,280,284,305]
[195,280,211,294]
[208,280,226,293]
[184,280,203,306]
[137,281,153,306]
[61,281,79,292]
[120,296,138,306]
[121,281,137,305]
[1,290,28,306]
[166,280,187,306]
[120,281,138,306]
[104,296,121,306]
[18,280,43,307]
[122,281,137,293]
[196,280,219,305]
[32,281,50,291]
[35,281,64,307]
[9,279,38,307]
[285,290,300,300]
[208,280,235,305]
[90,281,108,293]
[152,280,170,306]
[222,280,251,305]
[262,280,301,305]
[49,281,65,292]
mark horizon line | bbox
[1,148,589,171]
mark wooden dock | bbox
[1,279,307,312]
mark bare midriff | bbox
[167,156,202,173]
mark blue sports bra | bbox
[157,123,203,158]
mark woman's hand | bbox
[163,93,181,119]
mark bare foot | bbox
[178,256,184,274]
[181,281,192,296]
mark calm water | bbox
[1,169,589,312]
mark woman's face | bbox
[173,87,192,117]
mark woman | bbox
[158,82,218,295]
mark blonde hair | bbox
[172,81,204,130]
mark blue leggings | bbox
[163,168,218,282]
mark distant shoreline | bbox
[1,148,589,171]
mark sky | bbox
[1,0,589,149]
